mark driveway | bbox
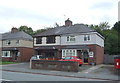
[1,62,119,81]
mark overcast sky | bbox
[0,0,119,33]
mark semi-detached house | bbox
[33,19,104,65]
[2,28,33,62]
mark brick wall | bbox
[88,44,104,65]
[95,45,104,64]
[2,57,13,62]
[19,47,33,62]
[30,60,79,72]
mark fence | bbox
[104,54,120,65]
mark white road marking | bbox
[70,75,75,76]
[0,79,12,81]
[50,71,60,72]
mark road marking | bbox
[50,71,60,72]
[70,75,75,76]
[0,79,12,81]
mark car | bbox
[59,56,83,66]
[30,55,59,60]
[30,55,44,60]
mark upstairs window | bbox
[6,40,11,45]
[67,36,76,42]
[36,37,42,44]
[84,35,90,41]
[16,40,20,44]
[46,36,55,44]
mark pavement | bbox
[1,62,119,81]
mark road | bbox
[2,70,109,81]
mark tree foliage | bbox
[112,21,120,33]
[18,25,34,35]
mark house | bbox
[33,19,104,65]
[1,28,33,62]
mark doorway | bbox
[83,51,89,63]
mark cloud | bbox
[0,0,119,33]
[90,2,114,10]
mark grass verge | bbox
[0,61,19,65]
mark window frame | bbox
[66,36,76,42]
[62,49,77,58]
[46,36,56,44]
[2,51,11,57]
[6,40,11,45]
[84,35,90,41]
[36,37,42,44]
[16,40,20,44]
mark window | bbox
[67,36,76,42]
[6,40,11,45]
[16,40,20,44]
[2,51,11,57]
[84,35,90,41]
[46,36,55,44]
[64,57,71,60]
[62,49,77,58]
[36,37,42,44]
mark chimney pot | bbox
[11,27,19,33]
[65,18,72,27]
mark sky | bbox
[0,0,119,33]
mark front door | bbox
[12,51,19,61]
[83,51,89,63]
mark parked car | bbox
[30,55,44,60]
[59,56,83,66]
[30,55,59,60]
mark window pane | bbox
[46,36,55,44]
[36,37,42,44]
[67,36,69,41]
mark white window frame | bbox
[2,51,11,57]
[84,35,90,41]
[16,40,20,44]
[66,36,76,42]
[6,40,11,45]
[62,49,77,58]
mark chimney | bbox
[65,18,72,27]
[11,27,19,33]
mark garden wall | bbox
[30,60,79,72]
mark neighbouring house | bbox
[1,28,33,62]
[33,19,104,65]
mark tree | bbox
[104,30,119,55]
[89,22,110,37]
[18,25,34,35]
[112,21,120,33]
[33,29,47,35]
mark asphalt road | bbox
[2,70,109,81]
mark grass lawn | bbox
[0,61,19,65]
